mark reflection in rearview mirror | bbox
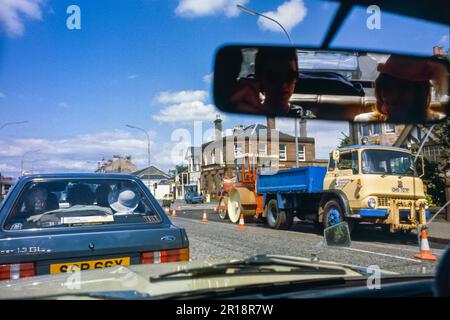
[213,46,449,124]
[324,222,351,247]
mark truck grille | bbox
[378,197,416,207]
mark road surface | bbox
[166,204,447,275]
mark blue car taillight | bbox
[0,262,36,281]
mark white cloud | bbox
[156,90,208,104]
[0,0,44,37]
[175,0,249,17]
[0,130,159,174]
[438,35,449,48]
[276,119,349,159]
[0,128,196,176]
[257,0,307,33]
[203,73,213,84]
[0,163,17,172]
[153,89,226,123]
[152,100,220,123]
[127,74,139,80]
[0,91,5,98]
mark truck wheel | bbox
[323,200,344,229]
[265,199,293,230]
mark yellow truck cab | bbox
[324,144,429,232]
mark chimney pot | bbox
[214,114,223,141]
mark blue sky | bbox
[0,0,448,176]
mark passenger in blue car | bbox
[108,188,141,215]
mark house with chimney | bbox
[197,115,324,201]
[95,155,137,173]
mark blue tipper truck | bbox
[256,166,329,230]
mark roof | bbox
[338,144,410,152]
[133,166,171,178]
[201,123,314,148]
[185,146,202,160]
[140,175,171,180]
[18,173,140,181]
[95,156,137,173]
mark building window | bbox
[360,123,381,137]
[298,144,305,162]
[360,124,370,137]
[372,123,381,135]
[423,145,443,163]
[279,144,287,161]
[234,143,243,158]
[385,123,395,133]
[259,142,267,156]
[211,150,216,164]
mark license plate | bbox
[50,257,130,274]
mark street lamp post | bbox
[237,4,301,167]
[126,124,151,188]
[0,121,28,131]
[21,149,40,174]
[237,4,292,45]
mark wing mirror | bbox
[213,45,450,124]
[323,222,352,247]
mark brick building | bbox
[199,115,324,200]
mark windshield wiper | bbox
[27,290,152,300]
[150,255,346,282]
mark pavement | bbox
[427,220,450,244]
[164,205,449,275]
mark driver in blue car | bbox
[231,47,301,117]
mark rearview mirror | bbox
[213,46,449,124]
[323,222,351,247]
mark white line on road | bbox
[342,247,424,263]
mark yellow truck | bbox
[321,143,429,232]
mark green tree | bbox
[422,158,446,206]
[175,165,188,173]
[432,119,450,174]
[338,132,352,148]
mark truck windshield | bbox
[362,150,416,176]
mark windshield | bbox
[0,0,448,299]
[361,150,417,176]
[3,179,160,230]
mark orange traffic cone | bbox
[164,206,170,215]
[415,229,437,261]
[238,213,246,229]
[201,210,208,222]
[172,209,177,217]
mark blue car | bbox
[0,173,189,281]
[184,193,204,204]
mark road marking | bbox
[342,247,424,263]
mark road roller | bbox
[221,154,278,223]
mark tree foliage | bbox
[338,132,352,148]
[432,118,450,174]
[422,158,446,206]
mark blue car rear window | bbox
[3,179,161,231]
